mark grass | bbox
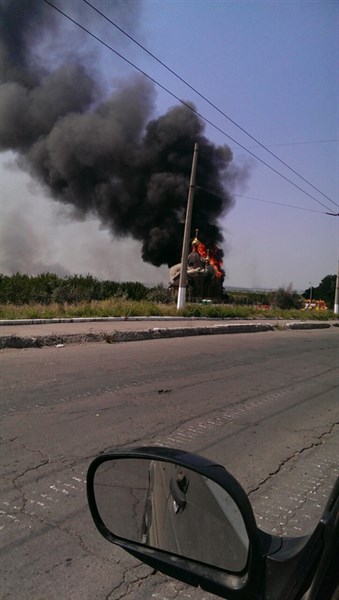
[0,300,336,321]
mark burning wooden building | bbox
[169,230,224,302]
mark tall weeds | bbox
[0,301,335,321]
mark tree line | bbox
[0,272,336,309]
[0,273,150,305]
[302,275,336,310]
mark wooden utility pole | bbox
[177,143,199,310]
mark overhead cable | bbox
[248,139,338,148]
[234,195,330,214]
[195,186,328,214]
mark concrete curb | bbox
[1,320,337,349]
[0,323,274,349]
[0,316,205,326]
[286,322,332,330]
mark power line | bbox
[195,186,328,214]
[82,0,337,210]
[43,0,335,214]
[234,195,329,214]
[247,139,338,149]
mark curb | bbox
[286,322,332,330]
[0,323,274,349]
[0,316,205,326]
[1,321,337,349]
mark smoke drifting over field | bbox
[1,0,244,269]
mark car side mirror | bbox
[87,447,265,599]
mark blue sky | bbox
[2,0,338,290]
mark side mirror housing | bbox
[87,447,265,599]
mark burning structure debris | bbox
[1,0,248,276]
[169,230,224,301]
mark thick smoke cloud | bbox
[1,0,241,269]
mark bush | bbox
[226,290,273,306]
[116,282,148,301]
[273,285,303,310]
[145,284,172,304]
[0,273,150,305]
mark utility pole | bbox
[177,143,199,310]
[334,261,339,315]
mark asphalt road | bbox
[1,329,338,599]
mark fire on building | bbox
[169,230,224,302]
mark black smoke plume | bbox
[1,0,242,268]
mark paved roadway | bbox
[1,328,338,599]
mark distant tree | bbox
[145,284,172,304]
[119,282,148,301]
[273,285,303,310]
[303,274,336,309]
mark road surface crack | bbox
[248,421,338,497]
[7,440,51,512]
[106,564,156,599]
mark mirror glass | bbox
[93,458,249,572]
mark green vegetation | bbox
[0,273,150,305]
[272,285,304,310]
[0,300,335,322]
[303,274,336,309]
[0,273,336,320]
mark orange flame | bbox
[196,242,223,279]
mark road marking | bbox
[152,378,320,449]
[1,474,87,532]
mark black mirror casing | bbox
[87,447,266,600]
